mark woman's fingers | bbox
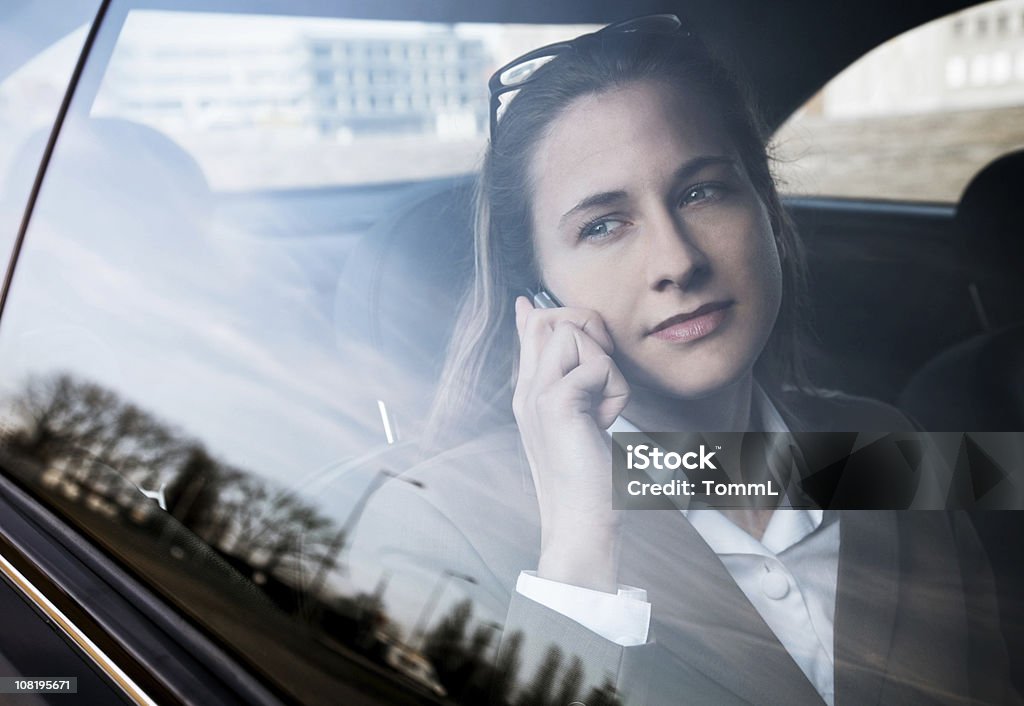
[515,320,579,421]
[557,326,630,427]
[522,318,629,427]
[514,296,615,385]
[561,353,631,429]
[531,319,584,386]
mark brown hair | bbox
[426,29,809,447]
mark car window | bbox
[0,3,601,703]
[0,1,99,263]
[2,2,1019,705]
[773,0,1024,202]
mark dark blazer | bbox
[348,390,1018,705]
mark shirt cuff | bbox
[515,570,651,646]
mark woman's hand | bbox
[513,296,631,593]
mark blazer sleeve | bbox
[346,463,668,705]
[505,590,660,702]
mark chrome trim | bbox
[0,549,158,706]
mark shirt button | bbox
[761,570,790,600]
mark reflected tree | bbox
[219,480,338,586]
[1,372,341,607]
[492,630,523,705]
[555,656,584,706]
[424,598,473,688]
[517,644,563,706]
[583,677,623,706]
[421,599,535,706]
[4,373,195,492]
[458,623,498,703]
[165,445,241,536]
[1,372,613,706]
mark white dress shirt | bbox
[516,384,840,705]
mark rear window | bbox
[773,0,1024,202]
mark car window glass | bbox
[3,3,1018,705]
[0,4,607,703]
[0,2,98,264]
[773,0,1024,202]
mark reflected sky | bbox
[0,115,431,487]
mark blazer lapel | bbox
[773,392,903,702]
[619,508,826,705]
[833,511,900,705]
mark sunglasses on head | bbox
[487,14,691,142]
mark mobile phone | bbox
[529,287,563,309]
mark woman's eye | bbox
[680,183,724,206]
[579,218,626,240]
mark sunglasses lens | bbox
[498,53,559,87]
[489,15,685,139]
[493,89,519,126]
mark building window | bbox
[947,55,968,87]
[970,53,991,85]
[992,50,1012,83]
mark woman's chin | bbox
[625,356,754,402]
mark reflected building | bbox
[305,34,488,139]
[95,23,490,139]
[816,0,1024,119]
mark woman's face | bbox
[529,80,782,399]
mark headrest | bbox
[3,118,212,257]
[898,323,1024,431]
[333,178,476,424]
[955,149,1024,281]
[6,117,210,214]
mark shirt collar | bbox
[753,380,790,433]
[607,380,788,434]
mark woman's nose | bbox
[644,209,710,291]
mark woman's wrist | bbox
[538,523,620,593]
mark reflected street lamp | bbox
[304,467,423,612]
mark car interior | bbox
[1,0,1023,703]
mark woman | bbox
[351,16,1015,705]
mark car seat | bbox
[333,178,476,440]
[898,150,1024,431]
[897,151,1024,694]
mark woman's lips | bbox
[649,302,732,343]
